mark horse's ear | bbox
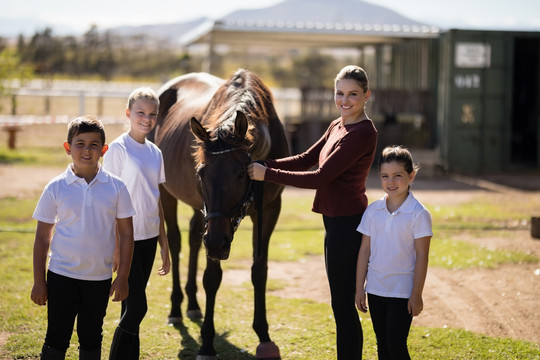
[190,117,210,141]
[235,111,248,139]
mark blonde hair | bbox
[127,87,159,110]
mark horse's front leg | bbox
[161,187,184,324]
[197,258,223,359]
[251,196,282,360]
[186,209,204,319]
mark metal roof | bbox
[180,19,439,48]
[179,0,439,48]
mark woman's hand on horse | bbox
[248,162,266,181]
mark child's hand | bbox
[408,294,424,316]
[355,289,368,313]
[110,277,129,302]
[31,281,48,306]
[158,246,170,276]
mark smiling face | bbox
[127,98,159,143]
[334,78,371,123]
[379,160,416,203]
[64,131,107,181]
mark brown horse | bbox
[152,69,289,359]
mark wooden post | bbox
[5,126,22,150]
[532,217,540,239]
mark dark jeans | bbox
[323,214,363,360]
[118,237,157,333]
[368,293,413,360]
[45,271,111,352]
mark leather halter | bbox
[198,148,254,233]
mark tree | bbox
[270,49,344,89]
[0,47,34,113]
[21,28,64,77]
[292,50,338,89]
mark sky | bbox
[2,0,540,36]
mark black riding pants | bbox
[323,214,363,360]
[368,293,412,360]
[45,271,111,352]
[118,237,157,333]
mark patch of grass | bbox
[430,233,537,268]
[0,196,37,231]
[428,194,537,230]
[0,146,68,166]
[408,327,540,359]
[228,227,325,261]
[0,149,32,164]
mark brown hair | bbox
[334,65,369,93]
[378,145,420,174]
[67,116,106,145]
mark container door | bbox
[438,30,509,173]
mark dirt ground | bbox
[1,164,540,346]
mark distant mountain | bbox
[107,0,433,42]
[1,0,434,40]
[222,0,430,26]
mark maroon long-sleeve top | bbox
[264,118,377,217]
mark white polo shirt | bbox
[103,133,166,241]
[33,164,136,281]
[357,192,432,299]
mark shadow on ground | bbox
[174,320,258,360]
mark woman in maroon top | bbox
[248,65,377,359]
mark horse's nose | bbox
[204,232,231,261]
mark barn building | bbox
[180,0,540,175]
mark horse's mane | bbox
[194,69,273,166]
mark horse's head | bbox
[191,111,253,260]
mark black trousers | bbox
[118,237,157,333]
[45,271,111,352]
[368,293,413,360]
[323,214,363,360]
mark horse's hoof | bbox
[196,356,217,360]
[167,316,183,325]
[256,341,281,359]
[187,309,203,320]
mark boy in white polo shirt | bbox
[31,116,135,360]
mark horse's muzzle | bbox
[203,218,233,260]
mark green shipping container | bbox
[437,29,540,174]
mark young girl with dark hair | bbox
[356,145,432,360]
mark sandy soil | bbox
[1,165,539,347]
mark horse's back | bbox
[155,72,224,209]
[157,72,224,124]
